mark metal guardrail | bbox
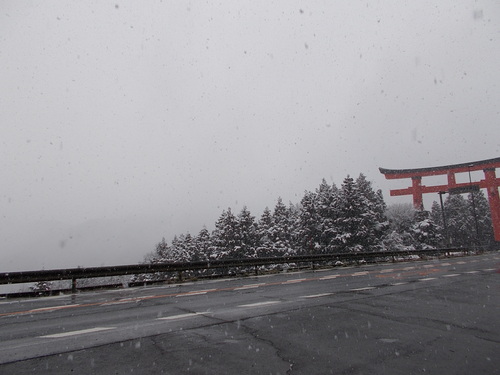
[0,247,468,294]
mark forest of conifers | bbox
[144,174,494,265]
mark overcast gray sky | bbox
[1,0,499,271]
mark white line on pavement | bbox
[238,301,280,308]
[157,312,210,320]
[319,275,339,280]
[443,274,460,277]
[40,327,115,338]
[380,269,394,273]
[29,304,80,312]
[301,293,333,298]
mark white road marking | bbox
[482,268,496,272]
[443,274,460,277]
[235,283,264,290]
[402,267,415,270]
[352,272,369,276]
[284,278,306,284]
[238,301,280,308]
[456,261,466,264]
[440,263,451,266]
[40,327,115,338]
[157,312,210,320]
[380,269,394,273]
[176,289,216,297]
[320,275,339,280]
[419,278,437,281]
[301,293,333,298]
[29,304,80,312]
[465,271,479,274]
[423,265,434,268]
[351,287,376,291]
[100,301,134,306]
[390,282,408,286]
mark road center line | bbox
[40,327,115,338]
[284,279,306,284]
[443,274,460,277]
[419,277,437,281]
[380,269,394,273]
[352,272,369,276]
[351,287,376,291]
[320,275,339,280]
[238,301,280,308]
[29,304,80,313]
[157,312,210,320]
[301,293,333,298]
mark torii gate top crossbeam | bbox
[379,157,500,179]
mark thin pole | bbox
[438,191,448,246]
[468,166,480,247]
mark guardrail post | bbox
[177,270,183,282]
[71,278,77,294]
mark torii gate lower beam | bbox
[380,157,500,242]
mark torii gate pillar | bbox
[380,157,500,242]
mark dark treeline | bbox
[144,173,494,266]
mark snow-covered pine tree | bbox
[297,190,322,255]
[333,176,362,251]
[170,234,193,262]
[237,206,258,258]
[210,208,239,259]
[384,203,417,250]
[270,197,294,256]
[355,173,388,249]
[467,190,494,246]
[193,227,211,261]
[409,210,442,249]
[334,175,381,252]
[444,194,474,247]
[287,201,301,255]
[316,179,340,253]
[256,207,274,257]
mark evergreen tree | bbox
[210,208,239,259]
[256,207,274,257]
[410,210,442,249]
[468,190,494,246]
[334,175,382,252]
[297,190,322,254]
[316,180,340,253]
[333,176,362,251]
[355,173,388,247]
[237,206,258,258]
[193,227,211,261]
[444,194,473,247]
[269,197,294,256]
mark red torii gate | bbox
[379,157,500,242]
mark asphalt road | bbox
[0,252,498,374]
